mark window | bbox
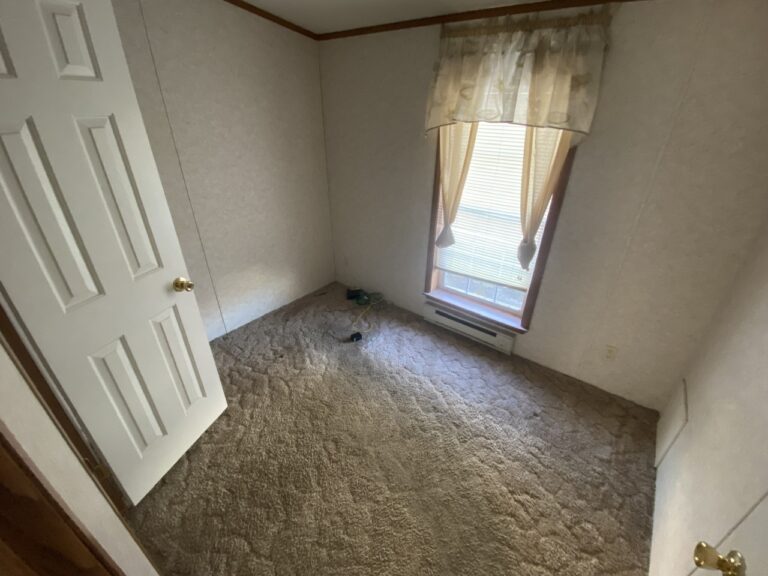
[426,122,572,332]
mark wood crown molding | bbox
[221,0,319,39]
[223,0,644,42]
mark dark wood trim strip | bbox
[520,147,577,329]
[222,0,645,42]
[316,0,644,41]
[220,0,319,40]
[424,135,441,293]
[0,432,125,575]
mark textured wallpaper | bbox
[320,0,768,411]
[114,0,335,338]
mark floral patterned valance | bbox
[425,9,612,135]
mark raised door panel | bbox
[78,115,161,278]
[152,306,206,412]
[0,24,15,79]
[0,118,102,311]
[89,337,166,457]
[38,0,100,80]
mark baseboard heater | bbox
[422,304,515,354]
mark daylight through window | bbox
[434,122,561,316]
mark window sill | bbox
[424,289,528,335]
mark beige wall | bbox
[321,26,440,316]
[110,0,768,409]
[114,0,335,338]
[650,220,768,575]
[650,5,768,556]
[320,0,768,409]
[0,345,158,576]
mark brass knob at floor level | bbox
[173,277,195,292]
[694,542,746,576]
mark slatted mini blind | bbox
[436,122,554,291]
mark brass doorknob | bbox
[694,542,746,576]
[172,277,195,292]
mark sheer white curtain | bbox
[426,9,610,266]
[518,126,572,270]
[436,122,478,247]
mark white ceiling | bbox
[244,0,541,35]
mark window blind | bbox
[436,122,553,291]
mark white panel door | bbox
[0,0,227,504]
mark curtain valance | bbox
[425,9,611,134]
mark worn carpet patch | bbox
[127,284,657,576]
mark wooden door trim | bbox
[0,431,125,576]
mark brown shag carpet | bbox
[127,284,657,576]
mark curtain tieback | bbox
[518,239,537,271]
[436,224,456,248]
